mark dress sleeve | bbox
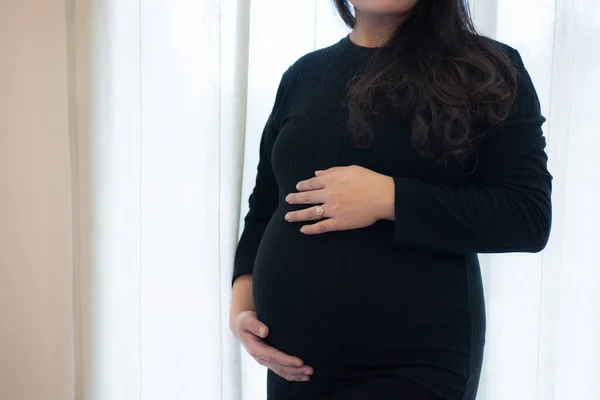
[231,68,293,286]
[388,47,553,254]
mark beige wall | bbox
[0,1,74,399]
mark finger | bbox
[255,357,313,376]
[256,356,306,382]
[285,205,326,223]
[296,176,326,191]
[300,218,339,235]
[244,335,304,367]
[261,345,305,367]
[272,363,313,377]
[267,363,312,382]
[267,362,313,382]
[240,316,269,338]
[315,166,340,176]
[258,345,304,367]
[285,189,325,205]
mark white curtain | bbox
[1,1,598,400]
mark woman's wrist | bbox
[230,275,255,326]
[377,175,396,221]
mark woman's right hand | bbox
[231,310,314,382]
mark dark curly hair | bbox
[333,0,518,164]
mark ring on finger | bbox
[315,205,325,218]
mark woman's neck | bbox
[349,10,411,48]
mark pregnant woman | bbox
[230,1,552,399]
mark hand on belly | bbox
[232,310,314,382]
[283,165,395,234]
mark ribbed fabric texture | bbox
[232,34,552,400]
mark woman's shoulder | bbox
[473,37,545,130]
[292,39,343,68]
[281,38,348,81]
[475,35,525,67]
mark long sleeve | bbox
[231,68,293,286]
[389,47,553,254]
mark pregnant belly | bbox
[252,207,471,379]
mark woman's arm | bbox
[286,47,552,254]
[385,47,552,253]
[231,67,293,287]
[231,117,279,286]
[230,275,255,330]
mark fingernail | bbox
[294,362,302,367]
[259,327,266,337]
[300,227,306,233]
[285,195,291,202]
[302,376,310,381]
[284,213,290,221]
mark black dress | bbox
[232,34,552,400]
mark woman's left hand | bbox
[284,165,395,235]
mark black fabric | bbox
[232,34,552,399]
